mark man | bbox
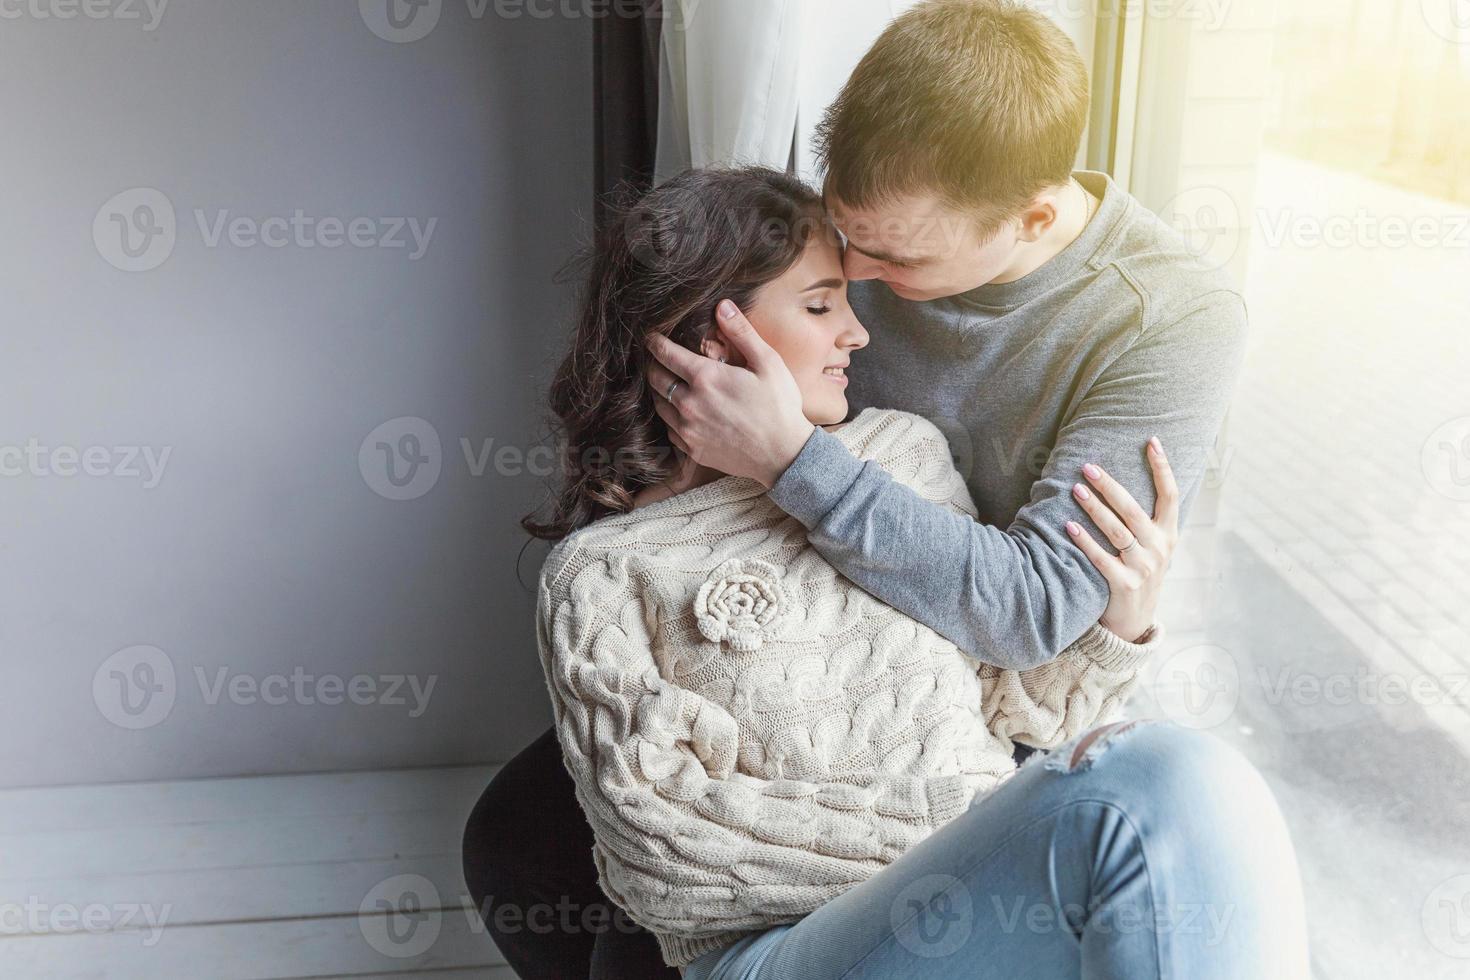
[646,0,1245,669]
[466,2,1247,976]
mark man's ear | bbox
[1015,196,1060,244]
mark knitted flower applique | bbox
[693,558,788,652]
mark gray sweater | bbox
[768,170,1248,671]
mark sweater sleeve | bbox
[535,542,977,946]
[978,622,1163,749]
[878,414,1164,748]
[767,293,1247,671]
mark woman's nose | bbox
[841,313,870,350]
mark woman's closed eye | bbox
[806,303,832,316]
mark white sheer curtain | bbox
[654,0,921,187]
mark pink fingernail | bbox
[718,300,737,319]
[1073,483,1091,500]
[1066,521,1082,537]
[1083,463,1102,480]
[1149,436,1164,454]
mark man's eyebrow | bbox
[801,278,845,292]
[843,242,922,266]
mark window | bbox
[1106,1,1470,973]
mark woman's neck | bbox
[630,456,724,509]
[631,421,846,510]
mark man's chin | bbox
[883,281,929,301]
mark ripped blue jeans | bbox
[683,720,1310,980]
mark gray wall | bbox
[1,0,591,787]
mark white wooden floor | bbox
[0,766,515,979]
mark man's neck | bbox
[991,177,1097,285]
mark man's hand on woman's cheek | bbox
[644,300,816,489]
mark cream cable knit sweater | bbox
[534,407,1162,967]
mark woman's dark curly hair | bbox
[522,167,828,541]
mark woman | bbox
[518,168,1309,979]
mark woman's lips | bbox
[822,368,849,387]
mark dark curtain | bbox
[593,2,663,231]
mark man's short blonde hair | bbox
[815,0,1091,233]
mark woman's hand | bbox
[1064,437,1180,643]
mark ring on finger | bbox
[1117,535,1139,555]
[665,379,681,401]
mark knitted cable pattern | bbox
[534,407,1163,966]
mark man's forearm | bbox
[768,427,1108,671]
